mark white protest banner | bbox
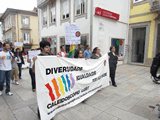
[35,54,109,120]
[14,42,23,47]
[65,24,81,45]
[22,55,29,68]
[28,50,41,59]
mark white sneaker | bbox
[15,82,19,85]
[6,92,13,96]
[0,91,2,96]
[4,82,6,86]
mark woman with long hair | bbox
[91,47,102,59]
[74,49,83,58]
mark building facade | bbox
[0,23,3,41]
[38,0,130,64]
[129,0,160,66]
[0,8,39,50]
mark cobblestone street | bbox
[1,64,160,120]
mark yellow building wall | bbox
[30,15,39,49]
[15,14,39,49]
[130,3,151,16]
[130,1,158,58]
[15,14,22,42]
[18,14,22,42]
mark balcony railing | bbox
[151,0,160,12]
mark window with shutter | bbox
[75,0,86,15]
[61,0,70,20]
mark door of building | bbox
[130,27,146,64]
[156,24,160,55]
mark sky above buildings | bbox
[0,0,37,14]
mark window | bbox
[111,38,125,57]
[42,37,57,55]
[133,0,143,3]
[42,9,47,26]
[23,33,30,44]
[75,36,87,51]
[5,33,12,42]
[50,6,56,23]
[60,38,70,55]
[75,0,86,15]
[60,36,88,56]
[5,16,11,29]
[22,17,29,25]
[50,37,57,55]
[61,0,69,20]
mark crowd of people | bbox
[0,40,124,120]
[0,40,124,96]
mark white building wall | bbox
[92,0,130,64]
[38,0,130,64]
[38,0,91,52]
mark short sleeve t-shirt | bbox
[61,52,65,57]
[0,51,12,71]
[84,50,91,59]
[29,59,34,68]
[16,56,22,63]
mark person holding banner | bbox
[77,50,83,58]
[0,43,13,96]
[32,41,53,119]
[27,49,36,92]
[91,47,102,59]
[84,45,91,59]
[108,46,124,87]
[74,44,84,58]
[57,45,67,57]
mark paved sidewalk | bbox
[0,65,160,120]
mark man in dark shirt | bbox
[33,40,52,119]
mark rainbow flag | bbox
[68,44,76,58]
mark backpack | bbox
[150,53,160,79]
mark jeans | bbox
[0,70,12,93]
[110,67,117,85]
[17,63,22,78]
[29,68,36,89]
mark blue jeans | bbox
[0,70,12,93]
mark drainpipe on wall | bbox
[17,13,19,42]
[126,0,130,64]
[90,0,93,50]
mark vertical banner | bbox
[65,24,81,45]
[35,54,110,120]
